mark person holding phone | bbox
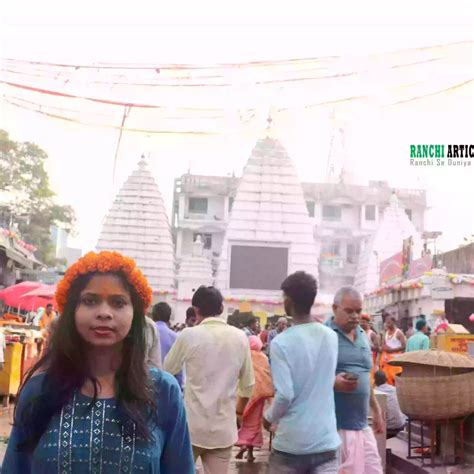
[327,286,384,474]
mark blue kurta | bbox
[2,370,195,473]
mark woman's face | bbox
[75,274,134,348]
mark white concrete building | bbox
[172,177,427,295]
[175,236,213,319]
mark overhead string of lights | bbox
[3,39,469,71]
[1,41,471,89]
[1,40,472,134]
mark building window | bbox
[365,204,376,221]
[322,205,342,222]
[228,197,234,213]
[405,209,412,221]
[188,197,208,214]
[306,201,315,217]
[194,233,212,250]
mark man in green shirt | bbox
[406,319,431,352]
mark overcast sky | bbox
[1,0,473,253]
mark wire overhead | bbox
[1,40,472,133]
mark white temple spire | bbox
[96,156,175,291]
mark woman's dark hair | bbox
[191,286,223,317]
[281,271,317,314]
[15,271,157,451]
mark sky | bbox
[0,0,473,254]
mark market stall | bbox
[364,268,474,336]
[0,325,43,405]
[432,323,474,355]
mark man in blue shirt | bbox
[406,319,431,352]
[263,271,340,473]
[152,302,183,388]
[327,286,384,474]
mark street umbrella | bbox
[19,284,57,311]
[21,284,56,299]
[0,281,43,309]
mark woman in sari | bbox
[235,335,274,462]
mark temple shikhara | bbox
[96,156,175,299]
[215,135,320,306]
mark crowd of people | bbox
[3,249,437,474]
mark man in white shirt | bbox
[164,286,255,474]
[144,315,162,369]
[374,371,406,439]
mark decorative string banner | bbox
[4,73,471,119]
[5,95,119,119]
[0,80,242,112]
[1,56,464,89]
[4,95,229,121]
[385,78,474,107]
[2,41,470,91]
[1,67,363,88]
[3,40,470,72]
[4,98,220,136]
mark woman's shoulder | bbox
[16,372,48,410]
[21,372,47,394]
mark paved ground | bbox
[228,441,270,473]
[387,436,473,474]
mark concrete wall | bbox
[0,252,16,288]
[314,203,361,230]
[440,243,474,274]
[181,230,195,255]
[180,229,225,257]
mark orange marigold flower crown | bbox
[55,251,153,314]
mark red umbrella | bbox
[19,284,57,311]
[0,281,43,309]
[16,295,55,311]
[21,284,56,298]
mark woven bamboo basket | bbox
[390,350,474,420]
[395,371,474,420]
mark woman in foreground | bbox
[3,251,195,473]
